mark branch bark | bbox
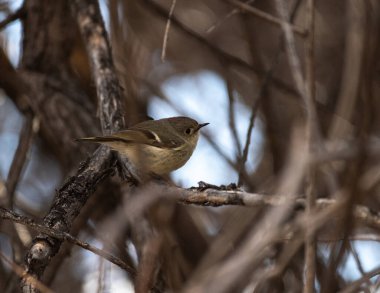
[21,0,128,291]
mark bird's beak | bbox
[196,123,209,131]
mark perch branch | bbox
[174,186,380,230]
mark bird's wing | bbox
[78,128,182,149]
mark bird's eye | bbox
[185,128,192,135]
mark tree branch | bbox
[21,0,128,291]
[175,186,380,230]
[72,0,125,134]
[0,207,136,276]
[142,0,299,97]
[0,6,24,31]
[223,0,307,36]
[5,112,36,208]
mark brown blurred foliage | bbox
[1,0,380,292]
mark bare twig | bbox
[225,75,242,157]
[96,255,105,293]
[328,0,366,141]
[272,2,321,291]
[135,235,163,293]
[0,207,136,276]
[322,2,368,291]
[339,266,380,293]
[348,242,366,276]
[0,251,53,293]
[273,0,306,99]
[237,0,302,185]
[224,0,307,36]
[0,48,35,115]
[22,0,128,291]
[161,0,177,62]
[184,131,310,292]
[303,0,317,291]
[0,7,24,30]
[6,113,36,208]
[175,187,380,231]
[206,0,256,34]
[142,0,299,97]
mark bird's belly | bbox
[121,144,192,175]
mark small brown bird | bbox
[77,116,209,175]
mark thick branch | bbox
[22,0,128,291]
[72,0,125,134]
[22,148,115,291]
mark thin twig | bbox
[339,266,380,293]
[142,0,299,97]
[96,256,105,293]
[161,0,177,62]
[274,0,306,99]
[0,207,136,276]
[322,2,368,291]
[271,2,320,288]
[6,113,36,208]
[237,0,303,185]
[303,0,317,291]
[206,0,256,34]
[135,235,163,293]
[0,7,24,31]
[0,251,53,293]
[328,0,366,141]
[224,0,307,37]
[225,75,242,157]
[349,242,366,276]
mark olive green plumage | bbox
[77,116,209,175]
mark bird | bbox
[77,116,209,175]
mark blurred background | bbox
[1,0,380,292]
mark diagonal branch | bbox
[72,0,125,134]
[0,207,136,276]
[21,0,128,291]
[142,0,299,97]
[5,112,36,208]
[224,0,307,36]
[0,6,24,31]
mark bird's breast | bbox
[121,144,195,175]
